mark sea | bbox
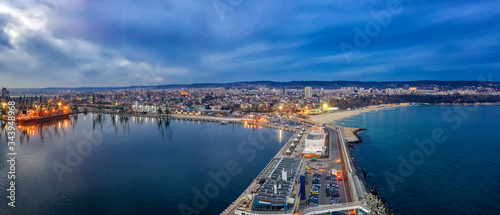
[335,105,500,214]
[0,113,293,214]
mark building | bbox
[172,109,201,115]
[133,100,145,111]
[279,88,286,96]
[302,125,327,159]
[234,157,304,214]
[304,87,312,99]
[304,109,323,115]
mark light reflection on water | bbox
[0,113,294,214]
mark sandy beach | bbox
[308,105,399,124]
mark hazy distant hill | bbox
[143,80,500,90]
[6,80,500,96]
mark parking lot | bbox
[304,161,344,206]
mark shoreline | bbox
[308,105,400,125]
[310,106,400,214]
[309,102,500,125]
[68,111,299,132]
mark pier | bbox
[221,118,371,215]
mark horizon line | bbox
[5,79,499,90]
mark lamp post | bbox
[2,102,6,116]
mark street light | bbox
[323,103,328,109]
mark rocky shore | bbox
[334,125,395,214]
[343,127,395,215]
[365,193,395,215]
[336,125,366,143]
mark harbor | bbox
[60,110,376,214]
[0,112,295,214]
[72,109,299,132]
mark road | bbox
[327,127,353,203]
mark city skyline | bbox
[1,1,499,214]
[1,0,499,88]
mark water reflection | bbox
[2,117,73,145]
[0,113,279,145]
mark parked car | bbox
[331,197,340,204]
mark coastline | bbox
[309,103,499,214]
[308,102,499,125]
[310,106,397,214]
[308,105,400,124]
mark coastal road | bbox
[327,127,353,203]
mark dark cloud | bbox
[1,0,499,88]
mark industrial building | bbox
[252,157,303,212]
[235,157,304,215]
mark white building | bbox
[304,87,312,99]
[302,125,326,159]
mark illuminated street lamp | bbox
[323,103,328,110]
[1,102,5,115]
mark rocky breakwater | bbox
[337,126,366,143]
[365,193,394,215]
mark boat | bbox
[16,113,70,125]
[221,120,229,125]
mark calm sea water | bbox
[0,114,292,215]
[335,105,500,214]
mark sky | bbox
[0,0,499,88]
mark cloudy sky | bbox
[1,0,499,88]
